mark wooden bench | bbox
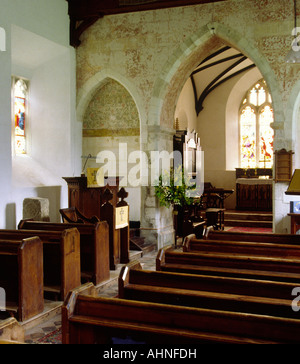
[59,206,100,224]
[0,237,44,321]
[0,228,81,301]
[0,318,24,343]
[183,234,300,259]
[204,229,300,245]
[119,261,299,319]
[62,283,300,344]
[18,220,110,285]
[156,246,300,283]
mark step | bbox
[224,211,272,222]
[130,236,156,255]
[224,219,273,228]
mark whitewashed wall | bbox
[0,0,78,227]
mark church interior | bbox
[1,0,300,345]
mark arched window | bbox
[12,77,29,154]
[239,79,274,169]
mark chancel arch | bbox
[147,22,284,234]
[150,23,283,131]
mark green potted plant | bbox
[154,165,196,238]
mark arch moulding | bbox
[150,22,284,132]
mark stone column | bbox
[140,125,175,250]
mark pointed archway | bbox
[143,22,284,243]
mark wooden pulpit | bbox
[63,176,129,270]
[62,176,121,218]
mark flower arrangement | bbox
[154,166,196,208]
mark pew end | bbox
[156,246,172,271]
[61,282,98,345]
[118,260,142,298]
[0,237,44,321]
[182,234,196,252]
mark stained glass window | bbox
[240,106,256,168]
[13,78,28,154]
[239,79,274,169]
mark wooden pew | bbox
[0,318,24,343]
[156,246,300,283]
[183,234,300,259]
[100,188,130,270]
[204,229,300,245]
[59,206,100,224]
[0,237,44,321]
[119,261,299,319]
[0,228,81,301]
[18,220,110,285]
[62,283,300,344]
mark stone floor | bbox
[24,249,158,344]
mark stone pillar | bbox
[23,197,50,222]
[140,125,175,250]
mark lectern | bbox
[62,176,121,218]
[63,176,125,269]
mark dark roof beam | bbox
[195,58,256,115]
[191,53,245,76]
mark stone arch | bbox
[284,81,300,168]
[76,68,145,130]
[286,79,300,165]
[146,21,287,234]
[78,71,144,223]
[149,22,284,131]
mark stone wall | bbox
[75,0,300,239]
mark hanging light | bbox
[286,0,300,63]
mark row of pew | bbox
[62,229,300,344]
[0,218,111,323]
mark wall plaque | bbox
[115,206,129,229]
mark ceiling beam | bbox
[193,60,256,115]
[66,0,227,47]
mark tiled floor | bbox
[24,249,158,344]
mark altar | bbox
[236,178,272,211]
[235,168,273,211]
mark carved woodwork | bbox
[236,181,272,211]
[274,149,294,183]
